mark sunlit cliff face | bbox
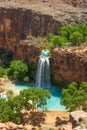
[51,47,87,83]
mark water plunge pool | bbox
[13,82,66,111]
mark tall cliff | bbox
[0,8,62,63]
[51,47,87,83]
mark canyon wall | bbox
[0,8,62,63]
[0,5,86,82]
[51,47,87,83]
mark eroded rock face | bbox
[0,8,61,39]
[51,47,87,83]
[0,8,61,63]
[13,42,41,64]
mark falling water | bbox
[35,50,50,88]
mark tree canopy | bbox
[8,60,29,80]
[44,24,87,50]
[0,87,51,124]
[61,82,87,111]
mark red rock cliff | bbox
[0,8,62,63]
[51,47,87,83]
[0,8,62,43]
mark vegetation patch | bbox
[61,82,87,111]
[44,24,87,50]
[0,87,50,124]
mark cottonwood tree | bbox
[61,82,87,111]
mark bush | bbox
[0,88,50,124]
[23,76,29,82]
[8,60,28,80]
[70,31,83,45]
[0,67,8,77]
[61,82,87,111]
[52,36,67,47]
[44,25,87,51]
[6,90,14,99]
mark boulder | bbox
[70,110,87,127]
[0,123,6,128]
[60,123,72,130]
[6,122,17,129]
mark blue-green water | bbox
[14,82,66,111]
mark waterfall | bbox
[35,50,50,88]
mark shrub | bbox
[8,60,28,80]
[0,67,8,77]
[6,90,14,99]
[70,31,83,45]
[61,82,87,111]
[52,36,67,47]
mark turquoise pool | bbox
[13,82,66,111]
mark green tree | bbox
[44,24,87,50]
[1,106,21,124]
[59,24,87,45]
[52,36,67,47]
[70,31,83,45]
[0,88,51,124]
[59,25,72,39]
[61,82,87,111]
[19,87,51,110]
[8,60,28,80]
[0,67,8,78]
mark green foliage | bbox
[45,33,54,42]
[59,25,72,39]
[59,24,87,45]
[44,25,87,50]
[0,106,21,124]
[23,76,29,82]
[19,87,51,109]
[52,36,67,47]
[0,98,21,124]
[43,42,54,51]
[70,31,83,45]
[0,88,50,124]
[6,90,14,99]
[61,82,87,111]
[0,67,8,77]
[8,60,28,80]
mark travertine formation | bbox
[51,47,87,83]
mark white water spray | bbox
[35,50,50,88]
